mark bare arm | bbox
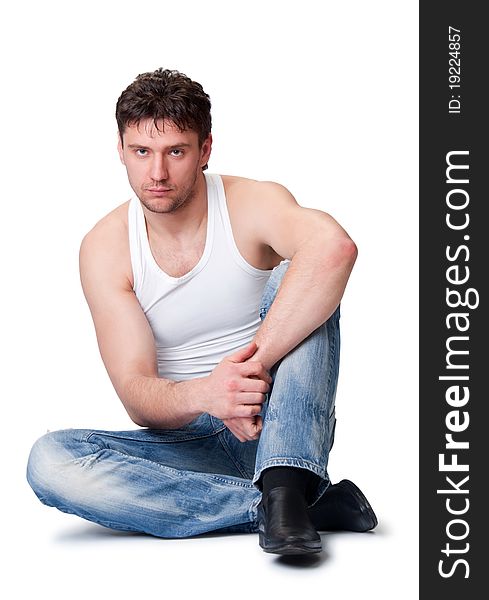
[79,219,271,429]
[248,182,357,371]
[223,181,357,442]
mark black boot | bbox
[258,486,322,555]
[308,479,378,532]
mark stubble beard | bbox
[138,168,200,215]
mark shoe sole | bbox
[259,532,322,555]
[339,479,378,531]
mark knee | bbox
[26,429,81,505]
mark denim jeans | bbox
[27,261,340,538]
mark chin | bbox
[140,196,185,214]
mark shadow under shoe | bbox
[258,487,322,555]
[308,479,378,532]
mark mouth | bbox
[146,187,173,195]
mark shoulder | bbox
[221,175,298,208]
[81,200,130,245]
[219,174,352,259]
[220,176,299,234]
[79,199,133,290]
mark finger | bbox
[236,391,266,405]
[242,362,273,384]
[224,420,247,442]
[244,418,262,440]
[253,415,263,431]
[228,341,257,363]
[232,425,257,442]
[225,415,262,439]
[240,378,270,394]
[236,403,263,418]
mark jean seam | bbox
[77,445,258,482]
[208,474,256,489]
[325,314,339,432]
[259,261,288,316]
[86,447,215,477]
[252,458,327,485]
[215,430,253,480]
[85,426,226,445]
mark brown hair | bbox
[116,68,212,147]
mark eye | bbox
[170,149,183,157]
[135,148,148,156]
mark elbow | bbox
[340,236,358,266]
[324,236,358,270]
[120,400,150,428]
[117,376,151,428]
[127,410,150,428]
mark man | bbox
[27,68,377,555]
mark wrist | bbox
[173,377,208,417]
[247,342,276,373]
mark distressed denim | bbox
[27,260,340,538]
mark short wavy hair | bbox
[116,68,212,147]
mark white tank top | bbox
[128,172,273,381]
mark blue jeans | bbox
[26,261,340,538]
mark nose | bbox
[150,153,169,182]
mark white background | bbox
[1,1,418,598]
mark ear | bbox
[117,133,125,165]
[200,133,212,168]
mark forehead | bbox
[122,118,198,146]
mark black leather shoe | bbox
[308,479,378,532]
[257,487,322,555]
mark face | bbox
[118,118,212,214]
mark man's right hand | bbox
[223,414,263,443]
[203,342,272,430]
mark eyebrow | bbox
[127,143,192,150]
